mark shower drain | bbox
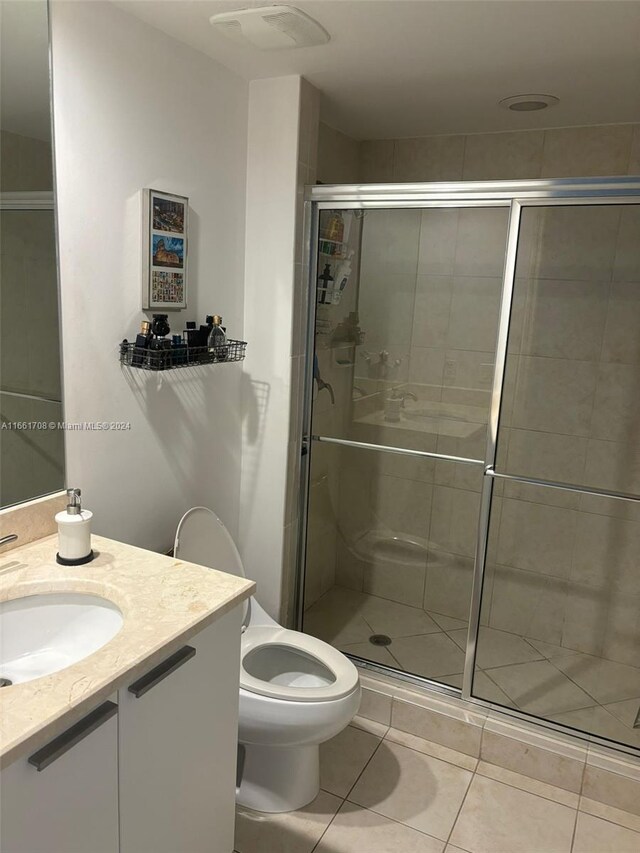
[0,678,13,688]
[369,634,392,647]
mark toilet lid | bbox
[174,507,250,629]
[240,625,359,702]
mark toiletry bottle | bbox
[132,320,152,366]
[333,251,354,304]
[55,488,93,565]
[197,315,214,360]
[150,313,171,369]
[318,263,334,304]
[184,321,197,364]
[207,314,228,360]
[171,334,186,366]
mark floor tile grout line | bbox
[443,762,477,849]
[342,796,461,848]
[309,793,347,853]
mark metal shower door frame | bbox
[298,177,640,755]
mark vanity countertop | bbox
[0,534,255,769]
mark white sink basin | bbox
[0,593,123,686]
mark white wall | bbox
[50,1,248,552]
[238,76,303,618]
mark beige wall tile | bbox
[511,355,598,436]
[613,206,640,282]
[430,485,481,558]
[453,208,510,277]
[602,282,640,364]
[528,205,620,281]
[393,135,465,182]
[476,760,579,807]
[497,497,576,577]
[391,698,483,757]
[412,275,453,349]
[363,560,426,606]
[317,122,360,184]
[487,565,567,645]
[463,130,544,180]
[425,552,475,622]
[385,727,478,772]
[358,687,392,726]
[480,728,585,793]
[503,428,588,485]
[591,362,640,442]
[447,277,502,352]
[541,125,634,178]
[572,512,640,596]
[520,279,608,361]
[417,209,459,276]
[360,140,394,182]
[629,125,640,174]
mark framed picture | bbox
[142,189,188,310]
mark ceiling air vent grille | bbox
[209,5,330,51]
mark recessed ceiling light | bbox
[499,94,560,112]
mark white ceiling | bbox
[116,0,640,139]
[0,0,51,142]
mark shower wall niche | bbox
[300,180,640,754]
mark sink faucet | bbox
[391,388,417,406]
[0,534,18,548]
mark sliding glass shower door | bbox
[302,204,511,690]
[470,201,640,750]
[300,180,640,753]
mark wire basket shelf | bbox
[119,339,247,371]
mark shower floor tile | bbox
[303,584,640,748]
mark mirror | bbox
[0,0,65,508]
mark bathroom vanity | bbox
[0,534,254,853]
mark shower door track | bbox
[298,177,640,758]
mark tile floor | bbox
[234,718,640,853]
[304,586,640,749]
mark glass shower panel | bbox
[496,203,640,497]
[312,206,510,459]
[473,480,640,750]
[302,440,483,687]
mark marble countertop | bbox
[0,534,254,769]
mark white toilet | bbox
[174,507,361,814]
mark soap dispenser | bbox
[55,488,94,565]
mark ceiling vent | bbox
[499,94,560,112]
[209,6,330,51]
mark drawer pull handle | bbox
[28,701,118,771]
[128,645,196,698]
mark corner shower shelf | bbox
[119,340,247,371]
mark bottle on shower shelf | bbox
[207,314,228,361]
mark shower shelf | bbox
[119,339,247,371]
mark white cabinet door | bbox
[119,607,242,853]
[1,698,119,853]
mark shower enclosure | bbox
[298,178,640,755]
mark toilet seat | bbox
[241,625,359,702]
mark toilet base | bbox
[236,742,319,813]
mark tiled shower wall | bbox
[308,121,640,667]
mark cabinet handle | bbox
[128,645,196,698]
[28,701,118,771]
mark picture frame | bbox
[142,188,188,310]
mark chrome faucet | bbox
[391,388,417,406]
[0,534,18,547]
